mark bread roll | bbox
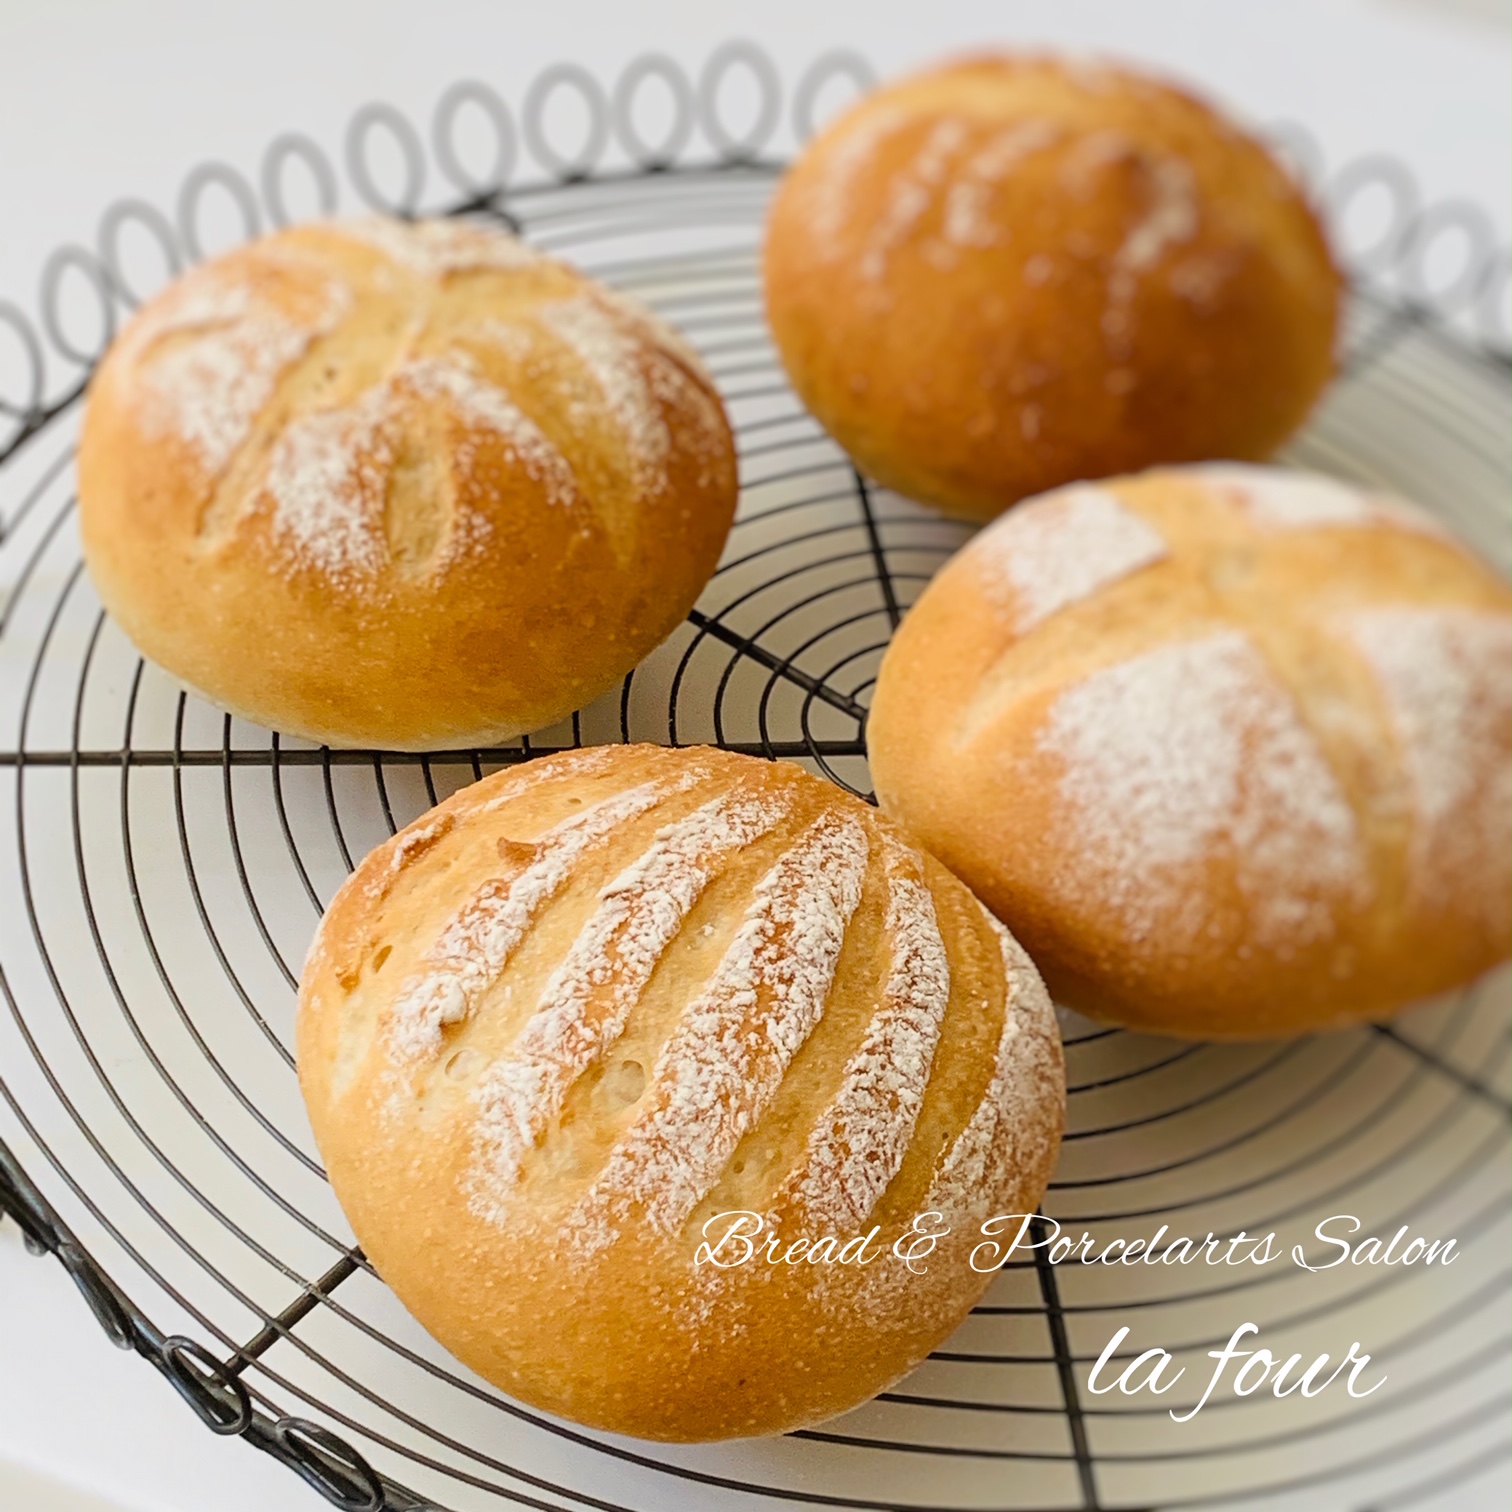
[764,53,1340,520]
[297,744,1063,1440]
[79,218,736,749]
[868,466,1511,1038]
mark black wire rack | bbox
[0,42,1509,1512]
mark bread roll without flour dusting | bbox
[297,744,1064,1440]
[79,218,737,749]
[868,465,1511,1037]
[764,53,1340,519]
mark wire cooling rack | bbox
[0,43,1509,1512]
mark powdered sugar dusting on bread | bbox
[1117,156,1199,275]
[263,382,392,581]
[385,780,677,1069]
[925,911,1059,1223]
[1101,151,1199,352]
[263,353,575,581]
[1040,630,1364,949]
[404,355,575,506]
[971,484,1168,634]
[472,317,537,365]
[129,271,349,475]
[540,295,672,486]
[569,810,870,1253]
[860,118,968,281]
[601,288,715,388]
[334,216,542,277]
[466,785,795,1221]
[941,120,1062,250]
[782,839,950,1232]
[1195,464,1444,537]
[808,105,911,251]
[387,815,451,875]
[1337,608,1511,915]
[476,746,621,814]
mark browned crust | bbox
[297,745,1064,1439]
[763,52,1341,520]
[78,222,737,749]
[868,469,1511,1037]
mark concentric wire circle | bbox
[0,54,1509,1512]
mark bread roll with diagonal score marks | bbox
[763,53,1340,519]
[868,465,1511,1036]
[78,218,736,748]
[297,744,1064,1440]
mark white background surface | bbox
[0,3,1506,1510]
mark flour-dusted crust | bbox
[79,218,737,749]
[763,53,1341,520]
[297,745,1064,1441]
[868,465,1512,1037]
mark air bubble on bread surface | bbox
[607,1060,646,1105]
[444,1046,483,1082]
[465,785,797,1216]
[384,777,694,1069]
[971,484,1167,634]
[562,809,870,1254]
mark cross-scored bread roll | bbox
[297,744,1064,1440]
[868,466,1511,1037]
[79,218,736,749]
[764,53,1340,519]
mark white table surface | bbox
[0,3,1506,1510]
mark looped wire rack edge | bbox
[0,42,1508,1512]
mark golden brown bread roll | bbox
[297,744,1064,1440]
[868,465,1511,1038]
[763,53,1340,520]
[79,218,736,749]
